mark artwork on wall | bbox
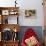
[25,10,36,18]
[2,10,9,15]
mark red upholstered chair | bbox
[21,28,41,46]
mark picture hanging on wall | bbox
[25,10,36,18]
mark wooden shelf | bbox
[0,7,19,24]
[0,24,20,32]
[0,7,20,46]
[1,40,19,46]
[0,7,19,10]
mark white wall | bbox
[0,0,44,26]
[18,0,44,26]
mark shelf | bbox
[0,7,19,24]
[2,40,19,43]
[0,7,19,46]
[1,15,18,24]
[1,40,19,46]
[0,24,20,32]
[0,7,19,11]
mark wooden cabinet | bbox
[0,7,20,46]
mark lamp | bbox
[14,28,17,32]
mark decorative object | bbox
[25,36,38,46]
[25,10,36,18]
[13,32,18,41]
[9,10,18,15]
[21,28,41,46]
[5,18,8,24]
[2,10,9,15]
[2,28,13,41]
[13,28,18,41]
[15,0,17,7]
[14,28,17,32]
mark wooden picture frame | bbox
[25,10,36,18]
[2,10,9,15]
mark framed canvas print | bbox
[2,10,9,15]
[25,10,36,18]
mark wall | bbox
[18,0,44,26]
[0,0,44,26]
[0,0,44,45]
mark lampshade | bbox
[13,28,17,32]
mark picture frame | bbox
[9,10,18,15]
[2,10,9,15]
[25,10,36,18]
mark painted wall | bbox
[0,0,44,26]
[0,0,44,44]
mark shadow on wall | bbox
[18,26,44,44]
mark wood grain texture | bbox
[0,24,20,32]
[43,0,46,45]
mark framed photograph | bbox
[2,10,9,15]
[25,10,36,18]
[10,11,15,15]
[9,10,18,15]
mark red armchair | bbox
[21,28,41,46]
